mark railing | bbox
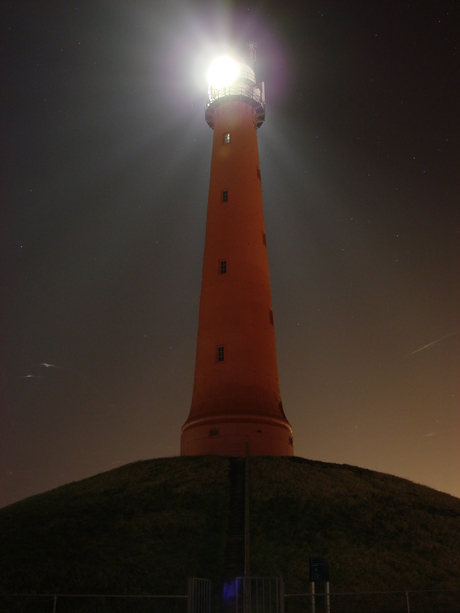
[284,588,460,613]
[0,592,187,612]
[2,586,458,612]
[188,577,212,613]
[224,577,284,613]
[206,85,264,108]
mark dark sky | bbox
[1,0,459,508]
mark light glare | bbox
[207,56,240,90]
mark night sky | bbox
[2,1,459,508]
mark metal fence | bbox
[284,588,460,613]
[0,593,187,612]
[223,577,283,613]
[188,578,212,613]
[1,586,459,613]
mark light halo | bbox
[207,55,240,90]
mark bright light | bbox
[207,56,240,90]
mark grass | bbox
[249,457,460,594]
[0,456,230,597]
[1,455,459,610]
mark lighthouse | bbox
[181,55,293,456]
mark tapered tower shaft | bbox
[181,58,293,456]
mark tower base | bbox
[181,415,294,457]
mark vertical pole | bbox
[53,594,57,613]
[405,590,411,613]
[311,582,315,613]
[244,442,250,613]
[244,442,250,578]
[280,576,285,613]
[326,582,330,613]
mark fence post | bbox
[311,582,315,613]
[405,590,411,613]
[53,594,57,613]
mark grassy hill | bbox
[1,456,459,611]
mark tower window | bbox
[210,428,220,437]
[222,190,229,203]
[262,231,267,246]
[217,345,225,362]
[257,167,261,180]
[224,133,230,144]
[269,308,274,325]
[220,260,227,274]
[289,436,293,446]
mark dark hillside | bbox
[250,457,460,593]
[0,456,230,596]
[1,455,459,610]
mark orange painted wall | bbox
[181,98,293,457]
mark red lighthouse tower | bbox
[181,55,293,457]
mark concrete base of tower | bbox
[180,415,294,457]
